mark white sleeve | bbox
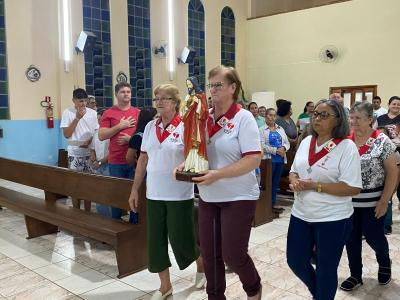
[281,129,290,151]
[239,112,262,155]
[338,140,363,188]
[141,122,152,152]
[60,109,72,128]
[290,136,309,174]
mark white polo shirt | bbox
[198,107,261,202]
[60,107,99,157]
[290,136,362,222]
[141,119,194,201]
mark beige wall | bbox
[246,0,400,117]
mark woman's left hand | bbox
[297,179,317,191]
[375,200,388,219]
[192,170,221,185]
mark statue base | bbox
[175,170,203,182]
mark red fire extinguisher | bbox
[40,96,54,128]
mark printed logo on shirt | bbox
[169,132,180,143]
[224,122,235,134]
[316,155,330,170]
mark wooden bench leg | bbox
[24,215,58,239]
[84,200,91,212]
[115,235,147,278]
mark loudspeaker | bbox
[75,31,97,53]
[179,46,196,64]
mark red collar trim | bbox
[207,103,241,138]
[155,114,181,143]
[349,130,380,156]
[308,136,345,167]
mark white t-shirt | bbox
[373,107,388,119]
[91,129,109,161]
[198,108,261,202]
[60,107,99,157]
[141,119,194,201]
[290,136,362,222]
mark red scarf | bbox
[207,103,241,138]
[155,114,181,143]
[349,129,380,156]
[308,136,345,167]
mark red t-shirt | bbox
[100,106,140,164]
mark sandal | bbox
[340,276,363,291]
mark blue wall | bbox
[0,119,67,165]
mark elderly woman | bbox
[189,66,262,300]
[287,99,362,300]
[340,102,397,291]
[128,84,205,300]
[259,108,290,213]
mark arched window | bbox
[0,0,8,119]
[82,0,113,108]
[221,6,235,67]
[127,0,152,108]
[188,0,205,90]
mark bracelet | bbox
[316,182,322,193]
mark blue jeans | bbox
[346,207,390,280]
[287,215,352,300]
[97,163,134,219]
[271,162,284,207]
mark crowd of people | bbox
[60,66,399,300]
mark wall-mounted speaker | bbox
[178,46,196,64]
[75,31,97,53]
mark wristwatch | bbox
[316,182,322,193]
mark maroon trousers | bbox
[198,199,261,300]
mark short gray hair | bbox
[350,101,373,118]
[311,99,349,138]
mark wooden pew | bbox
[279,149,296,195]
[253,159,274,226]
[0,157,146,278]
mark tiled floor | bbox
[0,179,400,299]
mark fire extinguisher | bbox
[40,96,54,128]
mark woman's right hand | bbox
[173,162,185,179]
[128,188,139,212]
[289,177,306,192]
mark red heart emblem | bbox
[227,123,234,129]
[173,132,179,138]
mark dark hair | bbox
[136,108,157,133]
[73,88,88,99]
[114,82,132,94]
[248,102,258,109]
[276,99,286,108]
[277,100,292,117]
[311,99,349,138]
[97,108,106,117]
[303,101,314,113]
[372,96,381,102]
[208,65,242,101]
[388,96,400,105]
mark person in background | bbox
[258,106,267,118]
[297,101,314,132]
[248,101,265,128]
[99,82,140,219]
[61,88,98,211]
[190,66,262,300]
[128,84,205,300]
[260,108,290,213]
[287,99,362,300]
[340,102,397,291]
[87,95,97,111]
[330,92,350,118]
[372,96,387,119]
[376,95,400,234]
[126,107,157,167]
[91,109,109,175]
[276,99,298,144]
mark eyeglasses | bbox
[312,111,337,120]
[206,82,224,90]
[152,97,173,102]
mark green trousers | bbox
[147,199,200,273]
